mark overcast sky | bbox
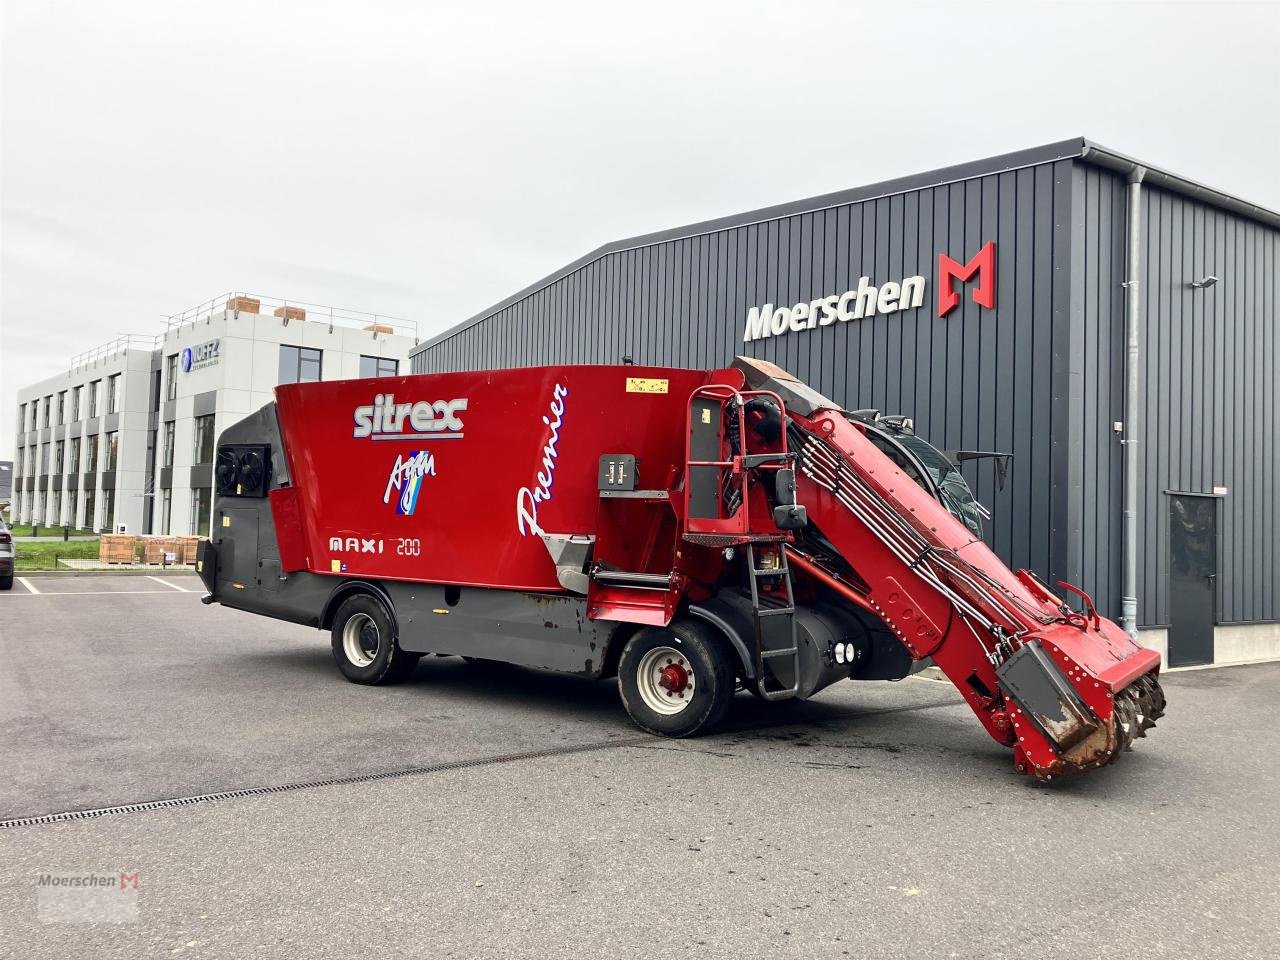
[2,0,1278,457]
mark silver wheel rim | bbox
[342,612,380,668]
[636,645,695,716]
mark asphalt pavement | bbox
[0,575,1276,959]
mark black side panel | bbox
[688,396,722,519]
[385,582,615,677]
[219,506,260,588]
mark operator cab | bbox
[861,421,987,538]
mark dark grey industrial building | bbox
[410,138,1279,668]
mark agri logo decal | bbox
[740,242,996,341]
[384,450,436,516]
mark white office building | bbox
[12,294,417,537]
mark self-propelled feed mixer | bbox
[198,357,1165,780]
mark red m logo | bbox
[938,241,996,317]
[119,871,140,890]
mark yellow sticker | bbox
[196,560,203,573]
[701,408,712,424]
[222,515,231,527]
[625,377,669,394]
[331,559,341,573]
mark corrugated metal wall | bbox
[1067,165,1280,626]
[414,157,1279,628]
[415,159,1079,604]
[1131,181,1278,626]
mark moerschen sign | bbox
[742,242,995,342]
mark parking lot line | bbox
[2,590,190,597]
[16,577,40,594]
[148,575,190,592]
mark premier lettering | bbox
[353,395,467,439]
[742,274,926,342]
[516,383,569,537]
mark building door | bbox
[1168,494,1217,666]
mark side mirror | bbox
[775,467,797,505]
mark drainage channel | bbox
[0,736,651,830]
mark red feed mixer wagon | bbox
[197,357,1165,780]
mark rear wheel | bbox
[0,574,11,591]
[618,620,734,737]
[331,594,418,685]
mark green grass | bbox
[14,539,103,571]
[5,523,98,537]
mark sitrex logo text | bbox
[353,394,468,440]
[741,241,995,342]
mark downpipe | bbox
[1120,165,1146,638]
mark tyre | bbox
[0,575,11,591]
[330,594,418,685]
[618,620,734,737]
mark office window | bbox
[191,487,212,537]
[106,432,119,471]
[193,415,216,464]
[57,391,67,424]
[72,385,82,421]
[17,403,25,434]
[161,489,173,535]
[278,345,323,384]
[43,396,52,427]
[359,355,398,378]
[84,489,96,531]
[107,374,121,414]
[162,420,176,468]
[69,438,81,474]
[88,381,100,418]
[166,353,178,400]
[103,488,116,532]
[53,441,64,475]
[84,434,98,473]
[51,489,62,525]
[41,442,50,473]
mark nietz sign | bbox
[181,339,221,373]
[742,242,996,342]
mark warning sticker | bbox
[625,377,669,394]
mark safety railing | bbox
[161,292,418,341]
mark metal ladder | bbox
[746,542,800,701]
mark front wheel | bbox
[330,594,418,685]
[617,620,734,737]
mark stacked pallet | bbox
[99,535,137,565]
[140,536,178,564]
[175,536,201,565]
